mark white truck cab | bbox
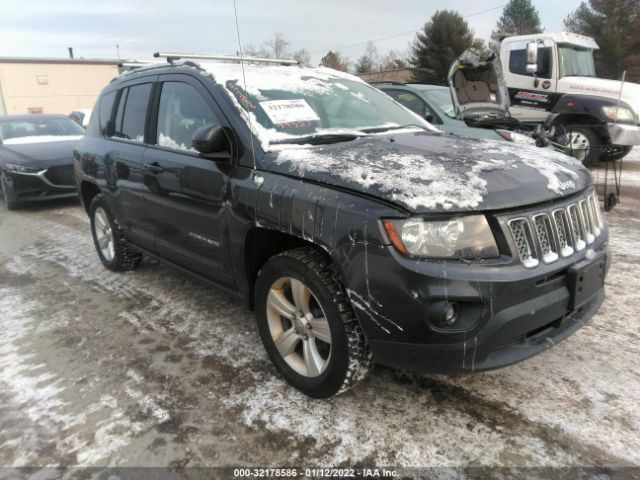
[501,32,640,164]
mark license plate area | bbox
[567,252,606,310]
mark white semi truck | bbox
[500,32,640,165]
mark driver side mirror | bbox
[192,124,229,158]
[526,41,539,75]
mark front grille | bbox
[507,191,603,268]
[44,165,75,187]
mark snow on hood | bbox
[2,135,83,145]
[269,132,589,212]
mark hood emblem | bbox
[558,180,576,191]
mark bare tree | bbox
[292,48,312,66]
[241,44,272,58]
[379,49,409,70]
[266,32,290,59]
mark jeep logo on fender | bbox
[558,180,576,191]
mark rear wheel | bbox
[0,173,20,210]
[89,194,141,271]
[255,247,373,398]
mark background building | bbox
[0,57,120,116]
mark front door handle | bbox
[144,162,165,174]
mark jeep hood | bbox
[267,131,591,213]
[561,76,640,116]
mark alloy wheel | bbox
[93,207,115,262]
[266,277,332,377]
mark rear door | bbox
[105,78,156,250]
[141,73,235,287]
[503,38,559,122]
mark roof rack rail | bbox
[153,52,298,65]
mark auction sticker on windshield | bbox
[260,99,320,124]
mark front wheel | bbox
[254,247,373,398]
[566,127,600,167]
[89,194,142,271]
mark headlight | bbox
[5,163,42,173]
[383,215,500,259]
[495,129,536,144]
[602,106,636,123]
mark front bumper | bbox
[4,165,77,202]
[607,122,640,145]
[343,191,610,374]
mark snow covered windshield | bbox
[203,63,431,149]
[0,117,85,144]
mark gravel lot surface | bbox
[1,150,639,475]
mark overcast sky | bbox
[0,0,583,65]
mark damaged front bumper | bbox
[608,122,640,145]
[345,229,610,375]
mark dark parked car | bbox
[0,114,84,209]
[74,57,609,398]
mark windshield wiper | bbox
[270,133,360,145]
[358,124,429,133]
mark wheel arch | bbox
[243,227,333,310]
[80,181,101,215]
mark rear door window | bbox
[98,91,116,135]
[155,81,220,152]
[113,83,152,142]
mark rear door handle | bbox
[144,162,165,174]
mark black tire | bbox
[1,173,20,210]
[600,145,633,163]
[567,127,601,167]
[89,194,142,271]
[254,247,373,398]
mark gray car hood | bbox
[266,131,591,213]
[0,140,78,169]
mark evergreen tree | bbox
[490,0,543,50]
[410,10,484,85]
[563,0,640,80]
[320,51,350,71]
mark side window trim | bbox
[108,75,158,145]
[148,73,230,159]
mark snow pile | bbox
[158,133,197,153]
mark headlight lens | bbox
[5,163,42,173]
[495,129,536,145]
[383,215,500,259]
[602,106,636,123]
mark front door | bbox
[504,38,560,123]
[141,75,235,287]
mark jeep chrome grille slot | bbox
[568,204,587,251]
[552,209,574,257]
[579,200,595,245]
[533,214,558,263]
[508,218,539,268]
[506,191,604,268]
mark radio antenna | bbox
[233,0,257,171]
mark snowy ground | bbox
[0,150,639,476]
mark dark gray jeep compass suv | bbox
[74,55,609,398]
